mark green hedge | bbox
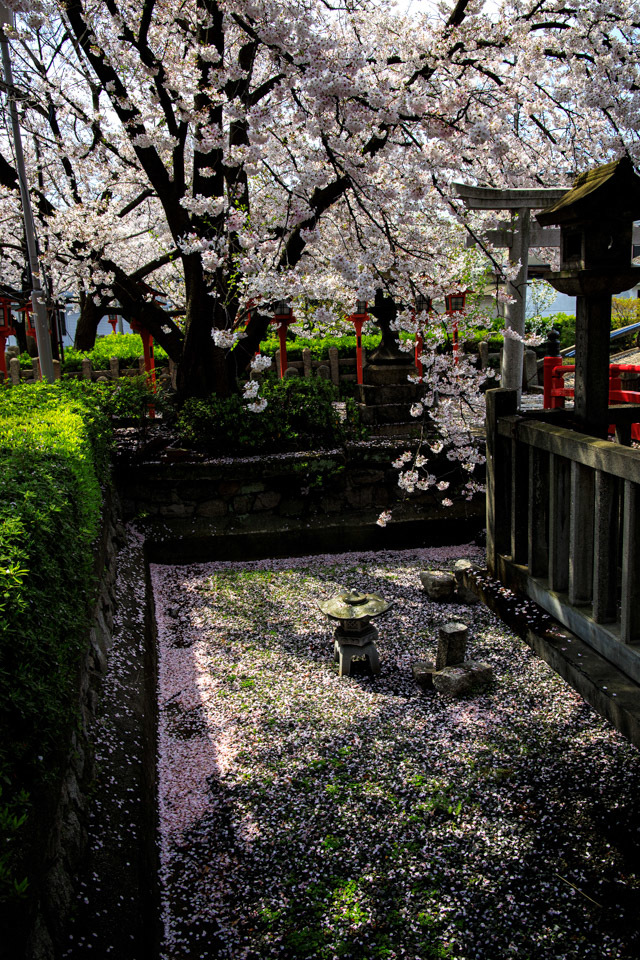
[0,381,112,908]
[61,333,169,372]
[177,376,366,455]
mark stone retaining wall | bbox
[115,442,485,547]
[21,490,122,960]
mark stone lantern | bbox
[318,589,392,677]
[536,157,640,435]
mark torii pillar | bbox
[453,184,566,396]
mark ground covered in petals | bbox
[152,547,640,960]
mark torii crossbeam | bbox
[453,183,567,394]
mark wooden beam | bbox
[498,416,640,485]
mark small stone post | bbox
[138,355,146,376]
[52,359,61,380]
[32,357,41,380]
[302,347,312,378]
[436,622,469,670]
[328,345,340,386]
[9,357,20,385]
[169,359,178,390]
[109,356,120,380]
[81,358,92,380]
[275,348,281,378]
[478,341,489,371]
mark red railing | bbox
[543,357,640,439]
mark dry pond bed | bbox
[152,545,640,960]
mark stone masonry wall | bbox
[115,442,485,539]
[23,490,122,960]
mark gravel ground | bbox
[151,546,640,960]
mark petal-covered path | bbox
[152,546,640,960]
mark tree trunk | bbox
[74,293,100,351]
[177,262,234,399]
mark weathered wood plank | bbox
[593,471,619,624]
[498,556,640,686]
[569,461,594,605]
[507,418,640,484]
[528,447,549,577]
[621,480,640,644]
[511,438,529,563]
[486,389,518,574]
[574,294,613,437]
[549,453,571,592]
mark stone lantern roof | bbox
[537,156,640,228]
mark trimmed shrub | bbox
[0,382,111,911]
[176,377,366,455]
[61,333,169,372]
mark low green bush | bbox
[257,333,383,361]
[61,333,169,372]
[176,376,366,455]
[0,381,112,910]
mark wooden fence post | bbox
[485,388,518,575]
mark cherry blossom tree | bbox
[2,0,640,396]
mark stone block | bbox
[159,502,196,518]
[432,661,494,697]
[436,621,469,670]
[453,559,481,604]
[420,570,456,600]
[350,469,386,486]
[279,498,305,516]
[363,362,414,387]
[240,482,266,494]
[218,480,241,496]
[45,861,75,938]
[411,660,436,690]
[254,490,281,511]
[26,913,55,960]
[346,486,374,509]
[197,498,227,518]
[232,495,253,513]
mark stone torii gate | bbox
[453,183,567,393]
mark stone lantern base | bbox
[333,624,381,677]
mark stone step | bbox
[368,421,423,438]
[363,362,417,387]
[358,382,422,405]
[358,402,421,425]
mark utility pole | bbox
[0,3,54,382]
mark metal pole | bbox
[0,4,54,382]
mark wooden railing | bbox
[486,388,640,683]
[543,358,640,440]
